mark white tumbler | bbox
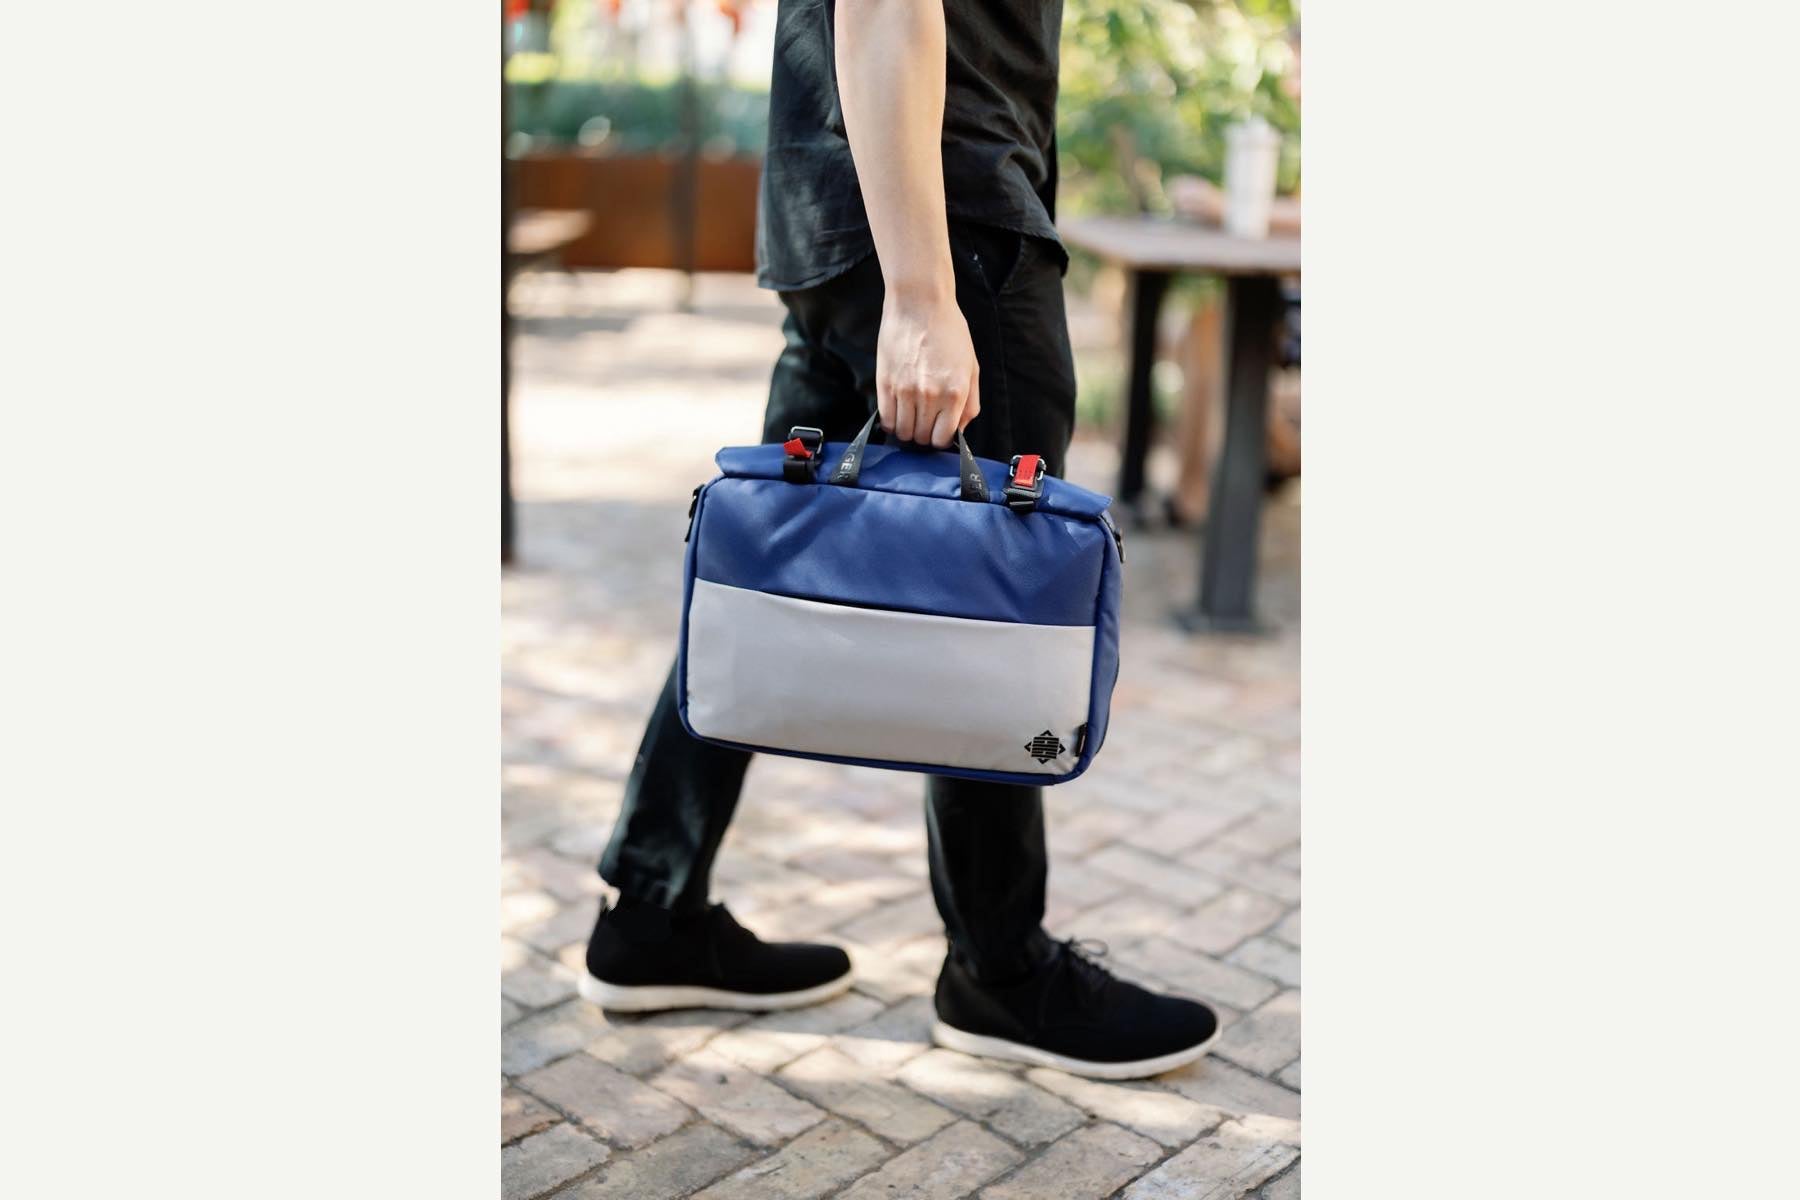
[1223,116,1282,239]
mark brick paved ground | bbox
[502,269,1301,1199]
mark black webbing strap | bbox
[830,411,990,503]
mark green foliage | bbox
[1058,0,1301,216]
[506,78,769,156]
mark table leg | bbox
[1118,268,1172,516]
[502,55,517,567]
[1183,274,1281,632]
[502,293,515,566]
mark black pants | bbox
[599,224,1077,982]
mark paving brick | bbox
[1157,1058,1301,1123]
[554,940,589,976]
[1047,805,1143,857]
[836,996,936,1072]
[839,935,944,1004]
[518,897,603,956]
[515,845,608,902]
[835,892,942,947]
[1213,809,1300,859]
[778,1045,957,1144]
[790,850,921,900]
[1214,991,1301,1077]
[546,823,611,863]
[1024,1070,1217,1148]
[980,1121,1162,1200]
[502,854,536,895]
[502,1085,561,1145]
[501,890,560,935]
[708,991,887,1072]
[1168,888,1288,956]
[1193,735,1269,778]
[581,1008,750,1077]
[1277,1059,1301,1091]
[502,957,580,1010]
[762,805,922,862]
[693,1119,888,1200]
[1120,938,1281,1011]
[1045,859,1129,909]
[1086,845,1225,906]
[1227,1111,1302,1146]
[649,1047,825,1146]
[500,935,534,971]
[1260,1160,1301,1199]
[881,845,931,876]
[712,852,829,908]
[521,1053,691,1148]
[1269,909,1300,948]
[1139,757,1234,797]
[502,1123,610,1200]
[734,882,888,942]
[1119,804,1253,857]
[1216,859,1300,906]
[896,1048,1085,1146]
[1043,893,1092,934]
[1062,892,1186,943]
[838,1121,1023,1200]
[1228,936,1301,989]
[564,1122,756,1200]
[503,1000,612,1076]
[1120,1125,1297,1200]
[1074,765,1187,815]
[502,997,527,1027]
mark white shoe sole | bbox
[578,969,854,1014]
[930,1019,1220,1080]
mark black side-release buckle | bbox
[1004,453,1045,514]
[782,426,825,483]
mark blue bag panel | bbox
[1080,531,1124,767]
[715,441,1114,522]
[692,476,1108,627]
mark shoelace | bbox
[1058,937,1116,1006]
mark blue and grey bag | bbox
[677,413,1125,786]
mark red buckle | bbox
[783,437,813,460]
[1011,454,1040,487]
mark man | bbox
[582,0,1220,1079]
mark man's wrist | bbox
[882,258,957,308]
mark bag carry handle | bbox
[829,410,990,503]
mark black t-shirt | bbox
[755,0,1067,291]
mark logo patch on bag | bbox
[1024,730,1065,763]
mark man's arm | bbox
[835,0,978,449]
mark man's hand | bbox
[877,289,980,448]
[835,0,977,450]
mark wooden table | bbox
[507,208,593,268]
[1060,215,1301,632]
[502,208,593,564]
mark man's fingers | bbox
[925,383,969,447]
[927,407,957,449]
[959,367,981,431]
[892,390,916,443]
[876,384,896,436]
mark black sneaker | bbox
[931,939,1220,1080]
[579,899,854,1013]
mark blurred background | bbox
[503,0,1300,561]
[502,3,1304,1197]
